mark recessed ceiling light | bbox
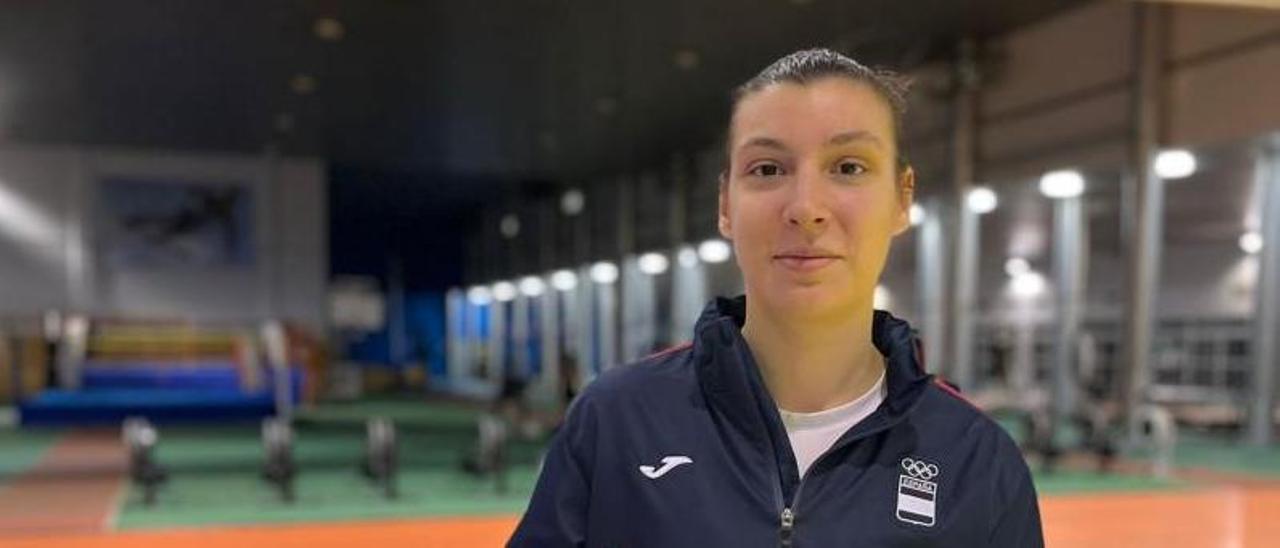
[966,186,998,214]
[1240,231,1263,255]
[290,74,317,95]
[590,261,619,284]
[638,252,670,275]
[674,49,700,70]
[273,113,295,134]
[560,189,584,216]
[909,204,924,226]
[492,281,517,302]
[594,97,618,117]
[499,214,520,239]
[697,239,732,263]
[313,18,345,42]
[1039,169,1085,199]
[550,269,578,291]
[1154,149,1197,180]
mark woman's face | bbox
[720,77,914,320]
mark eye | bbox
[834,160,866,176]
[747,163,784,177]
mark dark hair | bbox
[727,48,912,173]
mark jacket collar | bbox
[692,295,933,457]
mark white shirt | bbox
[778,371,887,478]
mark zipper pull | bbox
[780,507,795,547]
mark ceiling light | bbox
[466,285,492,306]
[590,261,619,284]
[873,285,890,309]
[290,74,317,95]
[560,189,584,216]
[550,269,578,291]
[1154,149,1197,180]
[677,245,699,268]
[1004,257,1030,278]
[638,252,670,275]
[697,239,732,263]
[1011,272,1046,298]
[909,204,925,226]
[518,276,545,297]
[594,97,618,117]
[1240,231,1263,255]
[313,18,345,42]
[966,186,998,214]
[492,281,517,302]
[500,214,520,239]
[674,49,700,70]
[1039,169,1085,199]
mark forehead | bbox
[729,78,895,151]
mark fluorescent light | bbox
[1004,257,1030,278]
[518,276,546,297]
[1011,272,1046,298]
[1154,149,1197,180]
[492,281,517,302]
[697,239,732,263]
[909,204,925,226]
[590,261,619,284]
[560,189,584,216]
[466,285,492,305]
[550,269,578,291]
[1039,170,1085,199]
[499,214,520,239]
[677,245,699,268]
[873,285,890,309]
[637,252,670,275]
[1240,232,1263,255]
[966,187,998,214]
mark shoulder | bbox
[566,343,699,421]
[912,380,1028,468]
[579,343,697,402]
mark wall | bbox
[0,144,327,332]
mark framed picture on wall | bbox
[98,179,255,268]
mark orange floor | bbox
[0,431,125,536]
[4,486,1280,547]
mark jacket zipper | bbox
[775,417,902,547]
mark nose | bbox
[784,173,830,234]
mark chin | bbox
[757,283,854,318]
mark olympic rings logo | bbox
[900,457,940,480]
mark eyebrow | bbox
[737,130,885,153]
[827,130,884,148]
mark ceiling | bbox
[0,0,1086,189]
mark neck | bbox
[741,298,883,413]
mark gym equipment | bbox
[460,413,511,493]
[360,417,398,499]
[261,417,296,502]
[122,416,167,506]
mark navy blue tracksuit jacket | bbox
[511,296,1043,547]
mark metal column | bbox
[445,288,465,385]
[948,38,979,389]
[952,202,980,391]
[916,200,948,373]
[1121,3,1165,439]
[1248,143,1280,446]
[1052,195,1088,427]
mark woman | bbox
[510,49,1043,547]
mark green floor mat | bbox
[116,399,548,529]
[0,427,62,484]
[1031,470,1186,495]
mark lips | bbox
[773,247,842,272]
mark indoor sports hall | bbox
[2,1,1279,546]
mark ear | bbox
[717,171,733,239]
[891,167,916,236]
